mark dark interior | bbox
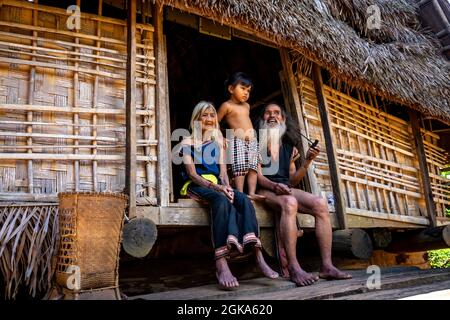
[165,19,284,199]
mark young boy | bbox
[217,72,265,201]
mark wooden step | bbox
[333,279,450,300]
[128,267,450,300]
[233,268,450,300]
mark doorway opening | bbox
[165,11,285,201]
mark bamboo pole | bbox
[126,0,137,218]
[410,110,438,226]
[142,28,154,198]
[0,145,125,150]
[279,48,319,195]
[0,20,126,46]
[333,91,352,209]
[72,0,81,192]
[0,104,154,116]
[0,40,127,63]
[26,0,38,195]
[351,100,371,211]
[0,154,156,161]
[0,132,118,142]
[154,2,171,207]
[312,64,347,229]
[337,148,418,173]
[337,158,420,190]
[0,47,127,70]
[92,0,102,192]
[0,120,120,128]
[378,99,408,215]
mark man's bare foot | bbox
[248,194,266,201]
[319,265,352,280]
[216,257,239,290]
[254,248,279,279]
[289,265,319,286]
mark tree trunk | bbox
[332,229,373,259]
[386,225,450,253]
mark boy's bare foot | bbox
[288,265,318,287]
[216,257,239,290]
[248,194,266,201]
[319,265,352,280]
[254,248,279,279]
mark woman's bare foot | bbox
[248,194,266,201]
[254,248,279,279]
[319,265,352,280]
[288,265,318,286]
[216,257,239,290]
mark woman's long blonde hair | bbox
[189,101,222,146]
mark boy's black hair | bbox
[225,72,253,89]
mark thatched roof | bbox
[159,0,450,124]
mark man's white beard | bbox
[259,120,286,162]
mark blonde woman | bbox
[179,101,278,290]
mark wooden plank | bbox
[133,203,428,228]
[311,63,347,229]
[346,208,430,226]
[126,0,137,218]
[409,110,437,227]
[279,48,319,195]
[130,268,450,300]
[154,3,171,207]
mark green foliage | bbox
[428,249,450,268]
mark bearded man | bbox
[255,102,352,286]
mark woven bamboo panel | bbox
[0,1,157,204]
[294,74,431,219]
[422,130,450,218]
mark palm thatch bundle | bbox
[160,0,450,123]
[0,204,59,299]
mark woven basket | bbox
[56,192,128,291]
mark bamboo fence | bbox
[0,0,157,204]
[294,71,450,221]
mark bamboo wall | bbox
[423,131,450,219]
[294,73,450,223]
[0,0,157,204]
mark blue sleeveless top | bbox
[180,140,221,181]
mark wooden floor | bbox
[129,267,450,300]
